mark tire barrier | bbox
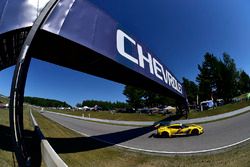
[8,1,59,166]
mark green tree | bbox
[221,53,239,101]
[196,52,240,103]
[24,96,71,107]
[76,103,82,107]
[123,85,144,110]
[182,77,198,105]
[143,91,159,107]
[196,53,219,101]
[238,70,250,94]
[143,91,175,107]
[123,85,176,110]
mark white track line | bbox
[42,112,250,155]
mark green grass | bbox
[48,100,250,122]
[1,94,250,167]
[0,96,13,166]
[2,102,249,167]
[0,96,9,104]
[49,109,167,121]
[0,108,15,167]
[33,110,250,167]
[0,106,34,167]
[187,100,250,119]
[0,105,43,167]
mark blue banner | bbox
[41,0,185,98]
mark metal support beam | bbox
[9,0,59,166]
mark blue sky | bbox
[1,1,250,106]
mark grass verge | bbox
[0,108,15,167]
[48,100,250,122]
[0,106,46,167]
[187,100,250,119]
[34,111,250,167]
[48,109,167,122]
[0,96,9,104]
[0,106,33,167]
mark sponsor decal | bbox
[116,29,182,94]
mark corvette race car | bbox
[155,123,204,137]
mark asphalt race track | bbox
[40,111,250,154]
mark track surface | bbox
[40,111,250,153]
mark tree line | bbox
[183,52,250,105]
[123,52,250,109]
[76,100,128,110]
[24,96,71,108]
[123,86,175,110]
[29,52,248,111]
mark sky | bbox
[1,0,250,106]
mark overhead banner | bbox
[41,0,185,98]
[0,0,50,34]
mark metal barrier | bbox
[30,110,68,167]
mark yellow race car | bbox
[155,123,204,137]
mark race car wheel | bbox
[191,129,199,136]
[162,132,170,138]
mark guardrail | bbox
[30,110,68,167]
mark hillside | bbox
[24,96,71,108]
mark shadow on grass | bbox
[0,113,185,166]
[0,125,42,167]
[0,125,14,152]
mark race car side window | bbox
[170,126,181,129]
[181,124,188,128]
